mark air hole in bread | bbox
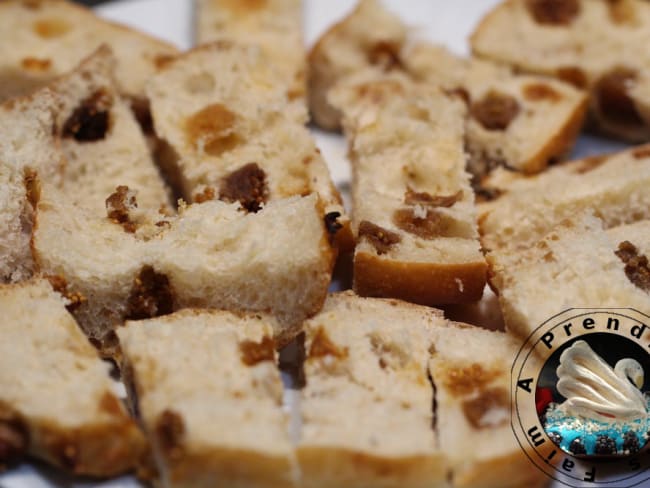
[33,18,71,38]
[470,91,520,131]
[239,336,276,366]
[20,57,51,72]
[525,0,580,25]
[615,241,650,292]
[62,89,112,142]
[185,103,240,156]
[126,266,174,320]
[184,72,216,95]
[155,409,184,461]
[357,220,401,255]
[324,212,343,236]
[523,83,562,102]
[462,387,509,429]
[595,67,644,129]
[219,163,268,212]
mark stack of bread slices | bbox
[1,1,649,487]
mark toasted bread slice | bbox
[427,320,544,488]
[404,42,587,176]
[0,46,170,283]
[307,0,407,130]
[0,0,178,106]
[331,76,486,304]
[118,309,296,488]
[298,292,447,488]
[33,188,334,353]
[146,42,350,248]
[471,0,650,141]
[309,0,587,178]
[479,145,650,257]
[195,0,305,102]
[298,292,545,488]
[0,279,145,476]
[486,213,650,340]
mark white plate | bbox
[0,1,635,487]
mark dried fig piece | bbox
[219,162,268,213]
[357,220,401,255]
[595,67,644,128]
[526,0,580,25]
[470,91,520,131]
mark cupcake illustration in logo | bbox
[540,338,650,457]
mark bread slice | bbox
[404,42,587,176]
[50,45,171,214]
[427,320,544,488]
[298,292,545,488]
[0,46,171,283]
[479,145,650,256]
[118,309,296,488]
[32,186,335,354]
[309,0,587,179]
[0,278,145,476]
[298,292,447,488]
[486,212,650,340]
[331,76,486,304]
[307,0,407,130]
[195,0,305,102]
[0,0,178,108]
[146,42,350,248]
[471,0,650,141]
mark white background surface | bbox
[0,1,636,487]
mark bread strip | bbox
[479,145,650,257]
[0,0,177,105]
[487,213,650,340]
[297,292,447,488]
[307,0,407,130]
[332,77,486,304]
[195,0,305,102]
[471,0,650,141]
[118,309,296,488]
[0,279,145,476]
[146,42,351,248]
[308,0,587,179]
[33,190,334,353]
[428,321,544,488]
[0,46,170,283]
